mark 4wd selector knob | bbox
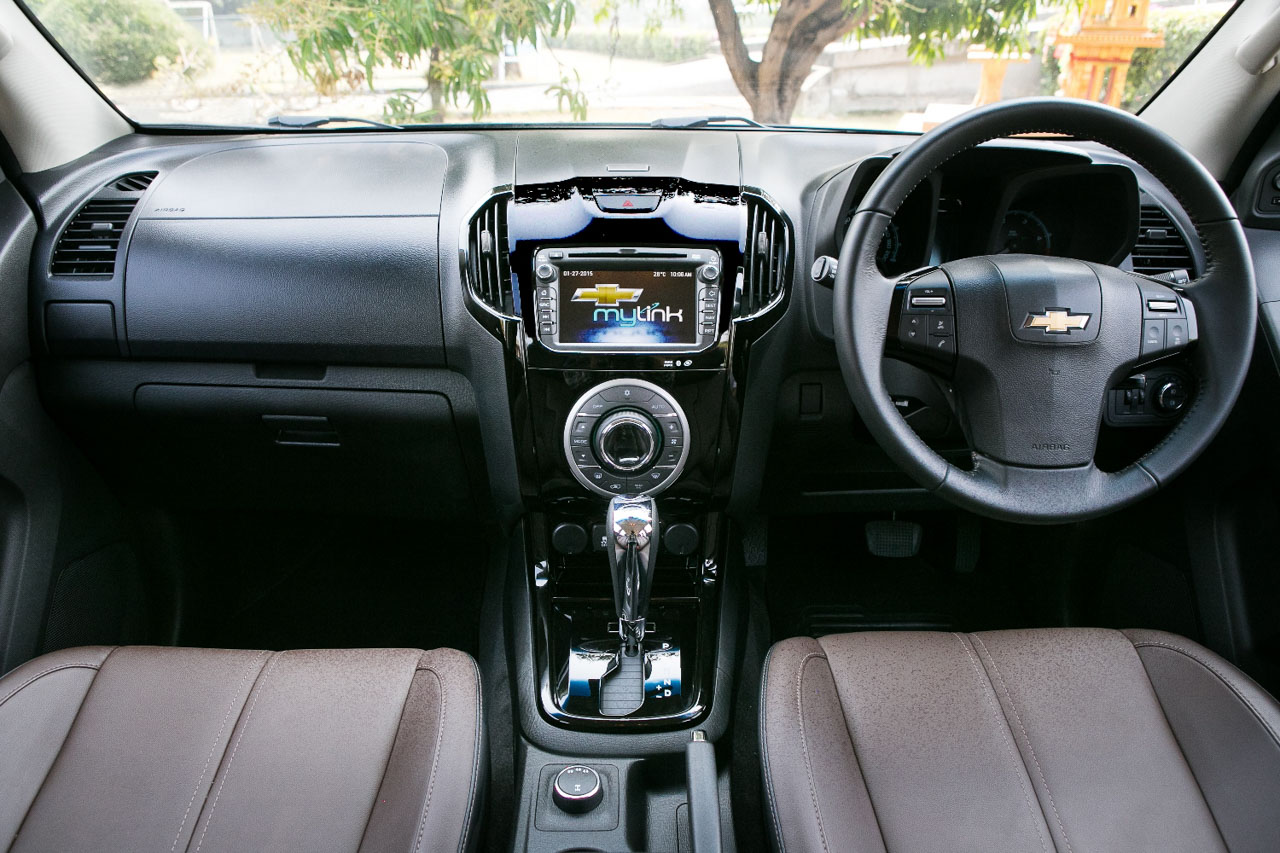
[594,409,659,474]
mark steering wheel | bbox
[834,98,1256,524]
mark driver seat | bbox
[760,628,1280,852]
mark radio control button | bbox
[549,250,565,260]
[537,287,553,299]
[536,263,556,281]
[699,265,720,282]
[539,323,555,335]
[600,385,653,403]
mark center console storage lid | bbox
[124,140,447,364]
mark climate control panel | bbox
[563,379,690,497]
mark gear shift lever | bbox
[607,495,658,653]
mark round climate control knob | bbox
[593,409,659,474]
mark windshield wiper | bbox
[649,115,766,129]
[266,115,401,130]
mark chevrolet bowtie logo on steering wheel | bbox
[1022,309,1092,334]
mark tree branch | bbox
[705,0,758,104]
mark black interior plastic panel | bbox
[125,217,443,363]
[140,140,447,217]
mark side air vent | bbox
[50,198,141,276]
[1131,203,1195,276]
[50,172,158,276]
[741,195,792,316]
[467,194,514,316]
[110,171,158,192]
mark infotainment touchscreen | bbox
[558,268,699,346]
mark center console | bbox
[462,135,791,847]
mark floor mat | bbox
[765,512,1027,642]
[173,511,488,656]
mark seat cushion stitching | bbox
[412,665,447,853]
[758,646,788,853]
[169,651,268,853]
[795,651,831,853]
[816,639,890,853]
[1124,639,1230,850]
[456,656,483,853]
[952,633,1052,853]
[1131,640,1280,750]
[0,663,103,710]
[193,650,282,853]
[971,633,1073,853]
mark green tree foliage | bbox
[30,0,201,85]
[707,0,1044,124]
[1122,11,1219,110]
[250,0,580,123]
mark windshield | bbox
[23,0,1231,129]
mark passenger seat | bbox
[0,646,485,852]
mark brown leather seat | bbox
[0,645,485,853]
[760,628,1280,852]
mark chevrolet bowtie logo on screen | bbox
[1022,309,1091,334]
[559,268,697,346]
[571,284,644,306]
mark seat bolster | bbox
[759,637,885,853]
[1124,628,1280,852]
[359,647,487,853]
[0,646,114,845]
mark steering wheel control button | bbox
[929,316,954,336]
[929,334,956,355]
[1168,321,1189,348]
[1142,319,1167,356]
[552,765,604,814]
[564,380,691,498]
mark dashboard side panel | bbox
[125,216,443,364]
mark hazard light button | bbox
[595,193,661,213]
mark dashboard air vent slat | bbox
[110,171,158,193]
[742,196,791,316]
[1131,204,1195,276]
[467,194,514,316]
[50,199,140,276]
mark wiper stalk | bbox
[266,115,401,130]
[649,115,767,129]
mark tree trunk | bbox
[426,46,446,124]
[706,0,867,125]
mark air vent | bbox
[50,198,140,276]
[110,171,158,192]
[1131,204,1195,276]
[742,195,792,316]
[467,194,514,315]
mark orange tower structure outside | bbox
[1055,0,1165,106]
